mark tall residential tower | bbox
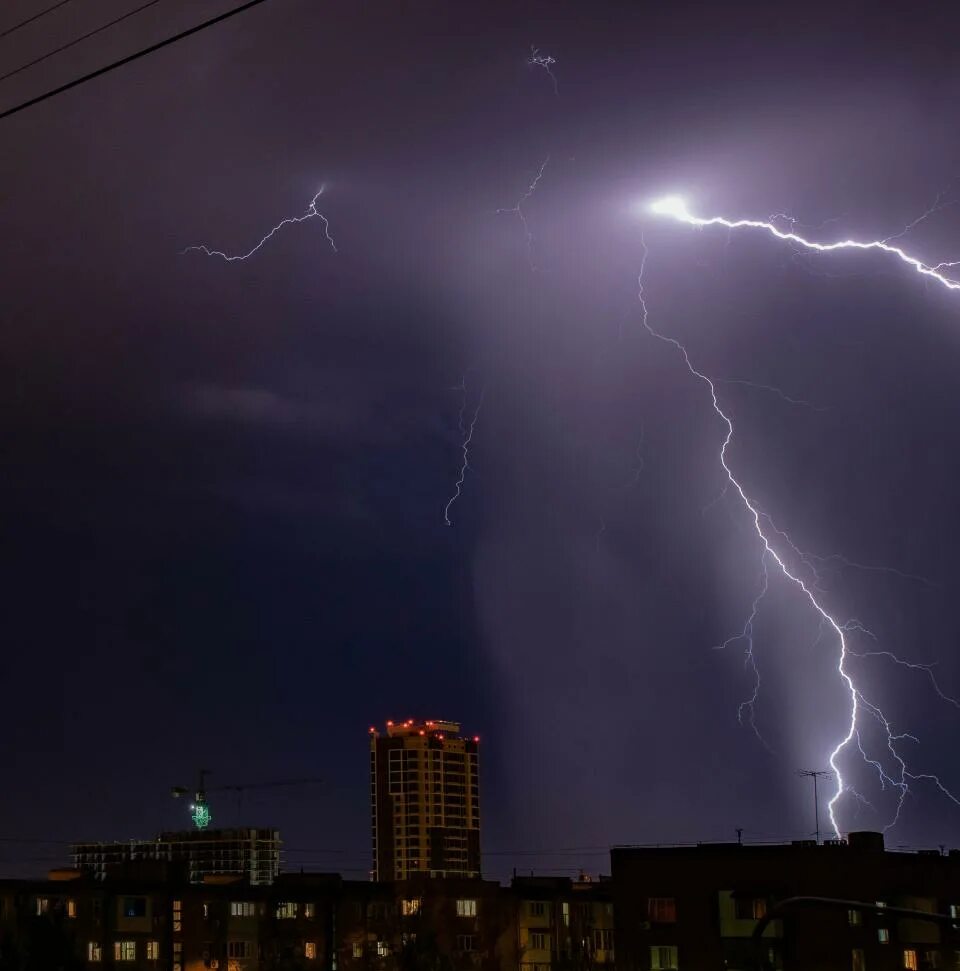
[369,719,480,881]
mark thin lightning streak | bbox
[182,188,337,262]
[714,552,771,750]
[443,383,485,527]
[636,234,960,837]
[720,378,826,412]
[883,189,957,243]
[849,648,960,711]
[623,427,645,489]
[527,46,558,95]
[497,158,550,270]
[649,195,960,291]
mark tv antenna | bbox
[797,769,833,843]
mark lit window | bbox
[594,930,614,951]
[852,950,865,971]
[353,942,363,958]
[228,942,252,958]
[561,901,570,925]
[457,935,475,952]
[88,942,102,962]
[306,942,318,959]
[231,901,256,917]
[305,903,316,919]
[277,901,299,919]
[377,941,390,957]
[35,898,49,916]
[648,898,677,923]
[529,932,549,951]
[66,899,77,918]
[734,897,766,920]
[650,945,679,970]
[849,909,862,926]
[173,899,182,933]
[457,898,477,917]
[146,941,159,960]
[402,898,421,916]
[904,950,918,971]
[529,900,547,918]
[173,941,183,971]
[202,902,210,920]
[879,929,890,944]
[114,941,137,961]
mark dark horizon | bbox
[4,0,960,883]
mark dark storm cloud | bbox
[4,0,960,878]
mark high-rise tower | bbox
[369,719,480,881]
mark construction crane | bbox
[171,771,323,830]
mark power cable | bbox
[0,0,74,42]
[0,0,271,121]
[0,0,163,87]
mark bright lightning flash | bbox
[648,194,960,290]
[183,188,337,262]
[640,195,960,838]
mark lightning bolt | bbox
[497,158,550,271]
[713,552,771,750]
[443,380,485,527]
[527,45,559,95]
[182,187,337,262]
[720,378,826,412]
[637,226,960,838]
[649,195,960,291]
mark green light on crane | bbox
[190,801,211,830]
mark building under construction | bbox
[71,828,281,885]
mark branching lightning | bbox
[649,194,960,291]
[720,378,826,412]
[182,187,337,262]
[528,46,558,95]
[713,552,771,750]
[444,380,485,527]
[497,158,550,270]
[637,215,960,837]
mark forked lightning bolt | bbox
[497,158,550,270]
[528,46,558,95]
[182,188,337,261]
[444,381,485,527]
[638,210,960,837]
[649,195,960,290]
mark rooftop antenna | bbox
[797,769,833,843]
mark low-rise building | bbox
[611,831,960,971]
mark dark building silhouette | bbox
[0,866,613,971]
[611,831,960,971]
[369,720,481,880]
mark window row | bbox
[87,941,160,962]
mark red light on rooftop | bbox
[473,736,480,743]
[368,727,375,733]
[387,720,394,726]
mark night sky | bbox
[4,0,960,881]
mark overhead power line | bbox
[0,0,164,87]
[0,0,272,122]
[0,0,74,41]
